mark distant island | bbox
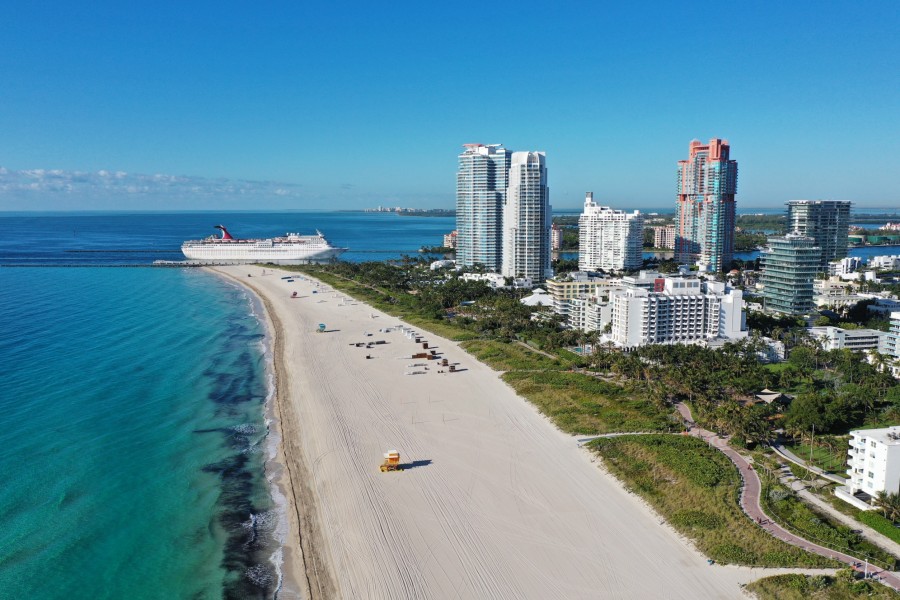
[350,207,456,217]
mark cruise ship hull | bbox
[181,226,347,264]
[180,247,346,264]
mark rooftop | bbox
[851,426,900,446]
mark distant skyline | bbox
[1,2,898,211]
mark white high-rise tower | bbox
[502,151,551,281]
[456,144,510,271]
[578,192,644,272]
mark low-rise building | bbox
[838,426,900,510]
[757,337,786,363]
[828,257,862,276]
[545,272,624,315]
[807,326,885,352]
[882,311,900,360]
[460,272,533,290]
[564,295,613,332]
[813,277,860,308]
[521,288,553,307]
[430,259,456,271]
[870,255,900,270]
[868,298,900,317]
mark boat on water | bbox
[181,225,347,264]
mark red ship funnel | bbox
[214,225,234,240]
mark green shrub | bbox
[858,510,900,544]
[764,485,896,569]
[746,573,898,600]
[502,371,674,435]
[590,436,834,568]
[672,510,724,530]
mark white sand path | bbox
[216,265,829,600]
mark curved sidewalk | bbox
[771,443,847,485]
[675,404,900,591]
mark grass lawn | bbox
[590,435,835,567]
[746,572,897,599]
[785,441,849,478]
[503,371,676,435]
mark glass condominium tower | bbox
[786,200,851,269]
[675,138,738,273]
[502,151,551,281]
[760,232,821,314]
[456,144,511,271]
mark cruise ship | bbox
[181,225,347,264]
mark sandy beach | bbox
[214,265,814,600]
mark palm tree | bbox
[874,491,900,522]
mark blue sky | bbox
[1,2,898,211]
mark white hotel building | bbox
[578,192,644,272]
[838,426,900,510]
[609,278,747,348]
[556,271,747,347]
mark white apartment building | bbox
[651,225,676,249]
[813,277,860,308]
[882,311,900,360]
[545,272,624,316]
[838,426,900,510]
[807,326,885,352]
[828,256,862,276]
[502,151,551,281]
[460,272,533,290]
[578,192,644,272]
[566,295,613,332]
[870,255,900,270]
[868,298,900,317]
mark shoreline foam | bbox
[213,266,334,600]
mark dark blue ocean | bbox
[0,211,456,266]
[0,211,458,599]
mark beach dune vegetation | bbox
[590,435,836,567]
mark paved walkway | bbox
[786,477,900,559]
[771,443,848,485]
[674,404,900,591]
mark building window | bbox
[869,471,875,478]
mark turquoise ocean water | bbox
[0,210,457,599]
[0,267,276,599]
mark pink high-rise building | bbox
[675,138,738,272]
[550,223,563,251]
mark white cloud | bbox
[0,166,308,208]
